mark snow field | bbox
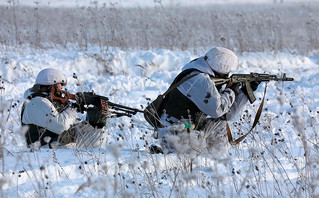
[0,47,318,197]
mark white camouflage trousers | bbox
[59,121,107,148]
[158,118,229,155]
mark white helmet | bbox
[204,47,239,74]
[35,68,67,86]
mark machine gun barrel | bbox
[82,92,143,117]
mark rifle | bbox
[209,73,294,145]
[211,73,294,103]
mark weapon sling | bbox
[226,84,268,145]
[144,70,200,129]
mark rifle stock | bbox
[211,73,294,103]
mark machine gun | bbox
[49,87,143,118]
[211,73,294,103]
[49,88,143,128]
[81,92,143,118]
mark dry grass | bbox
[1,2,319,54]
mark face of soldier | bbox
[214,70,229,78]
[53,83,64,97]
[56,83,63,90]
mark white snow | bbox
[1,46,318,197]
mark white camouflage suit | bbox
[22,89,107,149]
[158,47,249,154]
[22,90,106,148]
[21,68,107,149]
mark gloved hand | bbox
[242,81,261,96]
[250,81,261,91]
[72,92,86,113]
[228,82,241,95]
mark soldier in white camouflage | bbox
[151,47,260,154]
[21,68,107,149]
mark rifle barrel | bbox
[211,73,294,85]
[270,73,294,81]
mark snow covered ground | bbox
[1,47,318,197]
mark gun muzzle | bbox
[282,73,294,81]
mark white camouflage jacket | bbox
[22,88,78,134]
[161,57,248,124]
